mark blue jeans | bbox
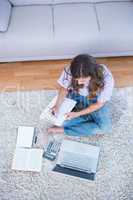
[63,91,112,136]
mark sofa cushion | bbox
[0,0,12,32]
[95,0,132,2]
[53,3,100,56]
[54,0,132,4]
[95,2,133,52]
[9,0,53,6]
[9,0,132,5]
[54,0,93,3]
[0,6,54,59]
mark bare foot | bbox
[47,126,64,134]
[95,133,104,139]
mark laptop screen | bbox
[57,140,100,173]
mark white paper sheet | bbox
[12,148,43,172]
[16,126,35,148]
[40,95,77,126]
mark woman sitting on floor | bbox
[48,54,115,136]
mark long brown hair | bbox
[69,54,105,99]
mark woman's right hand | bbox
[51,105,59,116]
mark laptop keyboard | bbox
[61,152,92,173]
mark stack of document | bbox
[12,126,43,172]
[40,95,77,126]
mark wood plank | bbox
[0,56,133,92]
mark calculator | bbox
[43,139,61,161]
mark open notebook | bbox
[12,148,43,172]
[12,126,42,172]
[53,139,100,180]
[40,95,77,126]
[16,126,36,148]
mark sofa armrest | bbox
[0,0,12,32]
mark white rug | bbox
[0,87,133,200]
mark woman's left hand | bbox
[65,112,80,120]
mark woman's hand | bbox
[65,111,80,120]
[51,105,59,116]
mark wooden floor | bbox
[0,56,133,92]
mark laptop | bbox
[53,139,100,180]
